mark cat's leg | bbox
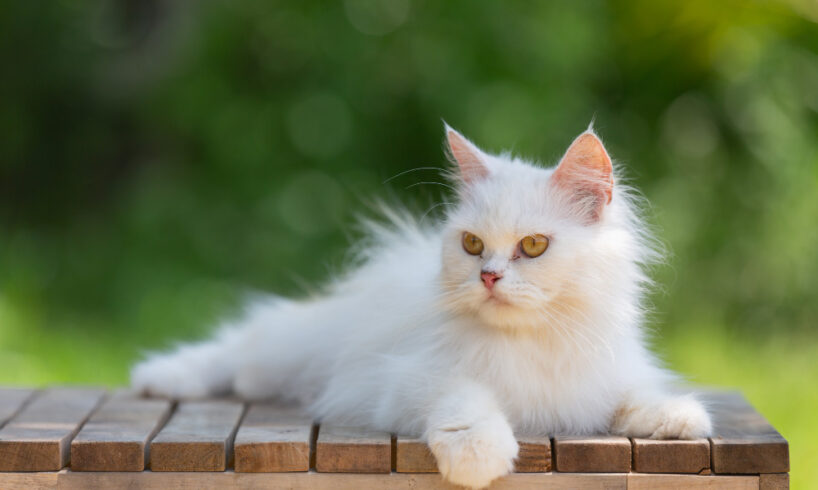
[611,388,712,439]
[425,380,518,489]
[131,299,297,399]
[130,325,247,399]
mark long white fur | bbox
[131,126,712,489]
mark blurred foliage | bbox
[0,0,817,485]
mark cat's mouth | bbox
[485,291,512,307]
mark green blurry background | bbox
[1,0,816,486]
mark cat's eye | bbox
[462,232,484,256]
[520,234,549,258]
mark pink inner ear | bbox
[552,132,614,221]
[447,130,489,182]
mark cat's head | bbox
[439,125,652,331]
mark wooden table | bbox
[0,387,789,489]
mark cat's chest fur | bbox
[442,321,622,434]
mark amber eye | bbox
[520,234,549,258]
[462,232,484,256]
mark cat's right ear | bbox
[444,124,490,183]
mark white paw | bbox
[649,396,712,439]
[428,415,518,489]
[130,355,212,399]
[613,395,712,439]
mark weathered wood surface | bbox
[631,438,709,473]
[627,473,759,489]
[553,435,631,473]
[315,425,391,473]
[233,403,313,472]
[0,387,792,488]
[514,435,552,472]
[150,400,244,472]
[0,387,106,471]
[706,391,789,474]
[70,392,172,471]
[0,470,630,489]
[395,436,437,472]
[395,434,552,474]
[0,388,36,427]
[759,472,789,490]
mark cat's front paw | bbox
[649,396,712,439]
[428,415,519,489]
[613,394,712,440]
[130,355,212,399]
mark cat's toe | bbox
[650,396,712,439]
[428,417,518,489]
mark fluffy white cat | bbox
[132,125,712,489]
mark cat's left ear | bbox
[444,124,490,184]
[551,129,614,223]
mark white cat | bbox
[132,125,712,489]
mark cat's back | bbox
[339,217,444,304]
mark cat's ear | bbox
[551,129,614,223]
[444,124,490,183]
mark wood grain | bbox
[0,387,106,471]
[632,438,709,473]
[1,470,629,490]
[315,425,391,473]
[515,435,551,472]
[233,403,313,472]
[759,473,789,490]
[705,391,789,474]
[395,436,437,473]
[628,473,759,489]
[150,400,244,472]
[553,436,631,473]
[396,434,552,473]
[70,392,172,471]
[0,388,36,427]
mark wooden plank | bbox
[1,469,629,490]
[149,400,244,472]
[396,434,552,473]
[553,435,630,472]
[632,438,709,473]
[0,387,106,471]
[706,391,789,474]
[70,392,172,471]
[315,425,391,473]
[395,436,437,473]
[759,473,789,490]
[233,403,313,472]
[628,473,758,489]
[515,435,551,472]
[0,388,36,427]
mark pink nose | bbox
[480,270,502,290]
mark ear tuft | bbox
[551,130,614,223]
[444,125,489,183]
